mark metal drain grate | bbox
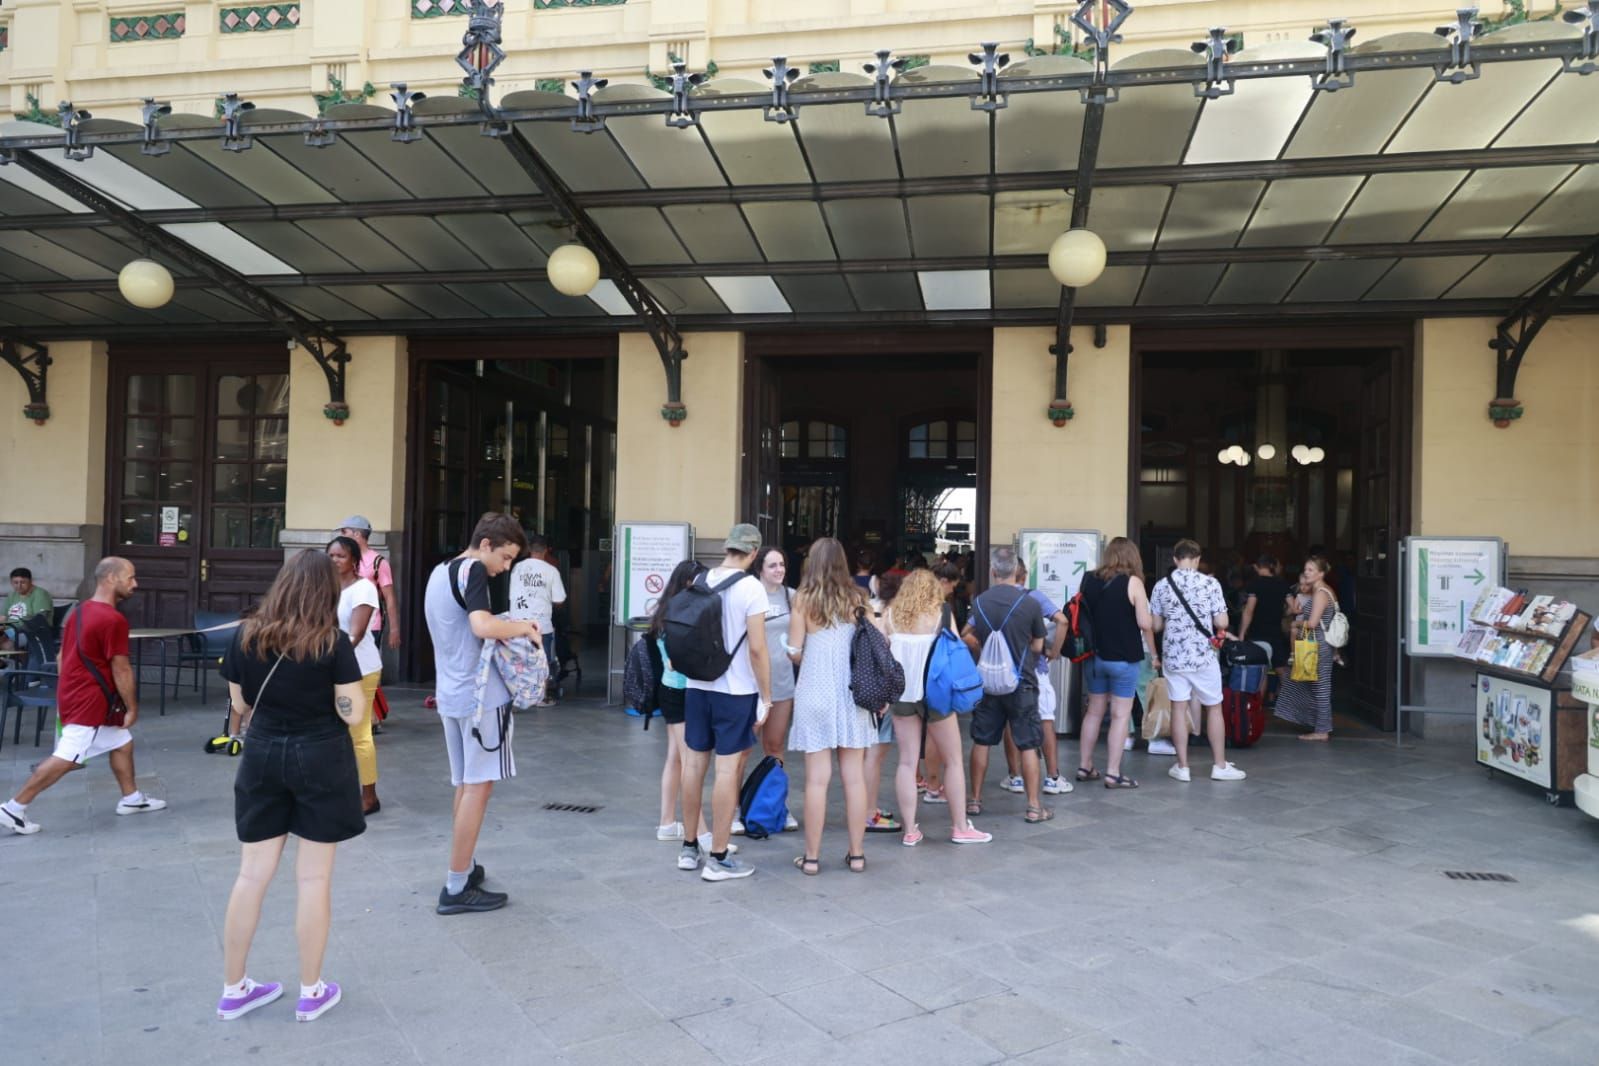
[543,802,602,814]
[1443,870,1517,883]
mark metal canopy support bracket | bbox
[1487,233,1599,427]
[0,337,51,423]
[1049,0,1127,425]
[10,152,353,423]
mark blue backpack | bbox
[922,605,985,715]
[738,755,789,839]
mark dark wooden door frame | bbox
[105,344,289,627]
[743,330,994,583]
[1128,323,1414,727]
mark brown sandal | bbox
[1024,806,1055,823]
[793,855,820,876]
[844,853,867,873]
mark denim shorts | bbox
[684,689,757,756]
[234,731,364,844]
[1085,656,1141,699]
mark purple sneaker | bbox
[296,981,342,1022]
[217,980,283,1021]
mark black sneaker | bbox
[436,884,508,915]
[467,863,486,889]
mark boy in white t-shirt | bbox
[678,524,772,882]
[508,534,566,706]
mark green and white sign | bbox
[1404,536,1503,657]
[1017,529,1101,607]
[613,522,693,626]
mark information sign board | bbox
[1403,537,1504,657]
[1475,672,1554,789]
[1017,529,1101,607]
[613,522,693,625]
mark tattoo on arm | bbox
[337,695,355,722]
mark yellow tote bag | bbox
[1291,637,1319,682]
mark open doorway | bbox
[744,334,989,580]
[1132,327,1411,727]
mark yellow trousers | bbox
[351,671,380,786]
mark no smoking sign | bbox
[644,573,665,594]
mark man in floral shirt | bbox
[1148,540,1246,783]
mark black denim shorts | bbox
[970,687,1043,750]
[234,731,365,844]
[658,685,687,726]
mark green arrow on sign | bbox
[1468,568,1485,585]
[1073,561,1087,575]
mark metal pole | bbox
[1396,541,1406,747]
[503,400,514,514]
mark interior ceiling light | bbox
[118,258,175,309]
[546,243,600,297]
[1256,443,1277,460]
[1047,228,1107,289]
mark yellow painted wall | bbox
[615,331,742,537]
[0,339,107,525]
[284,335,408,532]
[1414,316,1599,557]
[988,325,1130,545]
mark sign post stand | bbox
[1017,529,1102,737]
[607,522,694,705]
[1396,536,1506,745]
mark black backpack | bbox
[849,605,906,722]
[662,571,751,682]
[622,636,660,728]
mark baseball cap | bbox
[337,515,373,534]
[724,523,762,555]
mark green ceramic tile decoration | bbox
[808,60,841,74]
[110,12,186,42]
[412,0,473,15]
[219,5,302,33]
[534,0,628,9]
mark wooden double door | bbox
[107,348,290,628]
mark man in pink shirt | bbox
[337,516,400,651]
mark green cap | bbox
[724,523,762,554]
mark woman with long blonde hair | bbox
[216,550,367,1024]
[786,537,878,874]
[883,569,991,846]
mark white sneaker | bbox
[730,819,746,836]
[1167,765,1191,783]
[1123,736,1135,751]
[1147,739,1177,756]
[697,833,738,855]
[1211,762,1247,781]
[1041,776,1074,795]
[999,775,1025,793]
[1,806,40,835]
[783,813,799,832]
[656,821,684,842]
[677,844,701,870]
[115,796,167,816]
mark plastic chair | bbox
[178,611,239,703]
[0,616,60,752]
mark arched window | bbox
[907,418,976,460]
[781,418,847,459]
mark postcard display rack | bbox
[1455,587,1592,805]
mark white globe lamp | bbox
[1238,451,1252,466]
[1047,229,1107,288]
[1291,444,1310,464]
[547,243,601,297]
[1226,445,1246,463]
[118,258,175,309]
[1216,448,1231,464]
[1256,443,1276,461]
[1308,446,1326,464]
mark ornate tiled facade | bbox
[220,5,302,33]
[533,0,627,9]
[109,12,186,43]
[807,60,840,74]
[535,78,566,94]
[411,0,473,15]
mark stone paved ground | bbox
[4,686,1598,1066]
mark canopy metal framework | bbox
[0,0,1597,426]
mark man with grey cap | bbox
[675,523,772,881]
[337,516,401,651]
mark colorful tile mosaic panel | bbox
[109,12,186,43]
[0,27,9,54]
[534,0,628,8]
[412,0,472,15]
[219,5,302,33]
[808,60,841,74]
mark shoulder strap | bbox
[1167,573,1213,637]
[70,604,119,712]
[709,571,748,593]
[448,558,471,610]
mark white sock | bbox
[445,868,470,895]
[121,790,145,805]
[3,799,25,816]
[223,978,251,998]
[301,980,325,999]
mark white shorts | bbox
[1035,670,1057,722]
[440,707,515,787]
[54,724,133,764]
[1165,661,1223,708]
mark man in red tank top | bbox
[2,557,167,836]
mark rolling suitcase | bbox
[1224,663,1266,748]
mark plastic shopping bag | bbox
[1141,675,1172,740]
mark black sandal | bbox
[1104,773,1139,789]
[1075,767,1102,781]
[793,855,820,876]
[844,853,867,873]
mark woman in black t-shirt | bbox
[215,550,366,1025]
